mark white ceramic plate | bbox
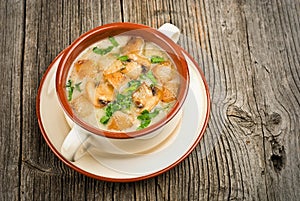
[36,49,210,182]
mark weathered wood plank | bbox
[20,0,123,200]
[246,1,300,200]
[0,0,24,200]
[21,0,65,200]
[200,1,261,200]
[200,0,300,200]
[0,0,299,200]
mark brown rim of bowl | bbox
[55,22,189,139]
[36,46,210,183]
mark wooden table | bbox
[1,0,299,200]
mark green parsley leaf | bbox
[99,93,133,125]
[100,115,110,124]
[148,108,160,118]
[138,119,151,130]
[66,80,74,101]
[99,104,114,125]
[109,36,119,47]
[117,55,129,62]
[122,80,141,95]
[150,56,165,63]
[93,46,114,55]
[145,70,157,85]
[140,70,158,85]
[116,94,132,110]
[137,109,160,130]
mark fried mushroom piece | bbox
[132,83,162,112]
[161,77,179,102]
[121,61,143,79]
[127,53,151,68]
[152,61,176,84]
[161,86,177,102]
[107,111,134,131]
[70,95,94,117]
[121,37,144,55]
[103,59,124,75]
[86,81,114,108]
[104,71,129,90]
[73,59,99,79]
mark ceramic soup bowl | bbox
[55,22,189,161]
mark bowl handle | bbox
[61,125,89,161]
[158,23,180,43]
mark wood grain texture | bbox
[0,0,299,200]
[0,0,24,200]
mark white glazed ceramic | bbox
[37,23,210,181]
[37,49,210,182]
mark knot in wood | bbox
[265,112,283,136]
[266,112,281,125]
[226,105,255,130]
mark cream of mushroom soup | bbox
[65,36,180,132]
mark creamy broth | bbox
[66,35,180,132]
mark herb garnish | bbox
[65,80,82,101]
[66,80,74,101]
[93,36,119,55]
[109,36,119,47]
[100,80,142,124]
[122,80,141,94]
[117,55,129,62]
[137,109,160,130]
[93,46,114,55]
[150,56,165,63]
[140,70,157,85]
[100,94,132,124]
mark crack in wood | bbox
[22,159,59,175]
[269,138,286,172]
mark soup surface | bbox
[66,35,180,132]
